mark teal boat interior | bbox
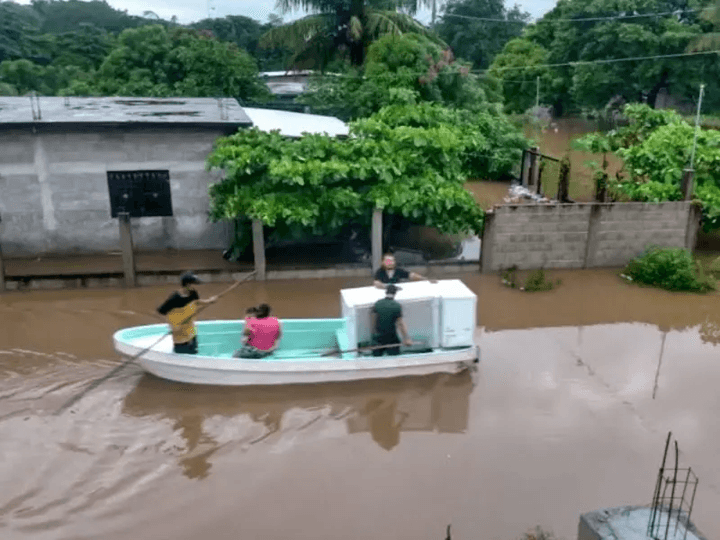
[115,318,438,361]
[118,318,359,361]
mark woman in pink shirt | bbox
[234,304,282,359]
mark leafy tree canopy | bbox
[434,0,530,69]
[0,1,43,63]
[490,0,720,114]
[297,33,502,120]
[206,102,496,239]
[576,104,720,230]
[30,0,145,34]
[67,25,270,99]
[260,0,444,69]
[191,14,288,71]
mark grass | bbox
[501,266,561,292]
[623,247,716,293]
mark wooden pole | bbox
[251,218,266,281]
[536,159,544,195]
[681,168,695,201]
[372,208,382,273]
[521,150,530,187]
[557,156,571,202]
[479,210,496,274]
[118,212,136,287]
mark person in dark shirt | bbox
[373,253,434,289]
[371,284,412,356]
[157,272,217,354]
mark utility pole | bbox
[536,76,540,109]
[689,83,705,170]
[683,84,705,200]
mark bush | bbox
[501,266,560,292]
[623,247,715,292]
[524,268,558,292]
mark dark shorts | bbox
[372,334,401,357]
[233,343,273,359]
[174,337,198,355]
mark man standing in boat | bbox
[371,284,413,356]
[373,253,435,289]
[157,272,217,355]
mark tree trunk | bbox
[647,71,669,109]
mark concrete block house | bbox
[0,97,256,257]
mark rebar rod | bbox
[664,441,680,540]
[649,432,672,536]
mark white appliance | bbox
[340,279,476,350]
[435,280,477,348]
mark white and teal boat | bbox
[113,280,479,386]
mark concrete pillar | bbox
[118,212,136,287]
[536,159,544,195]
[685,202,702,252]
[371,208,382,273]
[682,168,695,201]
[583,203,602,268]
[479,210,497,274]
[529,147,540,192]
[251,218,266,281]
[557,156,571,202]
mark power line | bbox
[487,49,720,73]
[304,49,720,81]
[441,6,713,24]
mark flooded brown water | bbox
[524,117,624,201]
[2,271,720,540]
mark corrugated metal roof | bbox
[242,107,349,138]
[0,96,252,126]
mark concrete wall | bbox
[0,126,233,257]
[481,202,698,272]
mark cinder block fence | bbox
[480,201,701,273]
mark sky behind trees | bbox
[10,0,556,25]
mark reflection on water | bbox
[122,372,474,478]
[698,318,720,346]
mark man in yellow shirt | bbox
[157,272,217,354]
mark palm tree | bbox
[260,0,445,69]
[689,0,720,51]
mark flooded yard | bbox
[1,270,720,540]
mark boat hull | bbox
[128,348,479,386]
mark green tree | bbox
[90,25,269,99]
[0,58,88,94]
[50,24,114,70]
[487,37,559,113]
[298,33,500,120]
[576,104,720,230]
[434,0,529,69]
[259,0,444,69]
[192,14,289,71]
[206,102,488,243]
[504,0,720,114]
[690,0,720,50]
[0,1,43,63]
[30,0,144,34]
